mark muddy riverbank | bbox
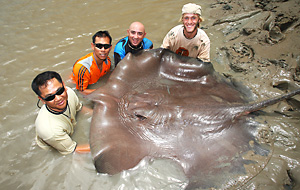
[207,0,300,189]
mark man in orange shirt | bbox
[72,31,112,95]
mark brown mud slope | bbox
[210,0,300,95]
[205,0,300,189]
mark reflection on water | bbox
[0,0,299,189]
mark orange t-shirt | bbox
[72,52,111,91]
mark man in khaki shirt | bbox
[32,71,90,155]
[161,3,210,62]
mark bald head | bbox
[129,22,145,33]
[127,21,146,47]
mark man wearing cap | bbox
[161,3,210,62]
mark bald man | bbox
[114,21,153,66]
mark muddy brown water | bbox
[0,0,299,189]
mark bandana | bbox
[182,3,202,16]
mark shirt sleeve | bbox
[74,92,83,112]
[68,86,82,112]
[161,26,178,50]
[197,32,211,62]
[161,32,171,49]
[143,38,153,49]
[72,64,90,91]
[36,119,77,155]
[43,129,77,155]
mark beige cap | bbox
[182,3,202,16]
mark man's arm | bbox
[79,88,96,95]
[161,32,171,49]
[113,40,127,67]
[161,26,178,49]
[80,105,93,116]
[74,105,92,154]
[75,144,90,153]
[42,133,77,155]
[197,31,211,62]
[114,52,122,67]
[73,64,95,94]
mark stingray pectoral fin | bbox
[93,138,148,175]
[90,99,149,175]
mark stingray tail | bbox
[243,88,300,114]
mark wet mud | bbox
[207,0,300,189]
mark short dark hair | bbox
[92,30,112,44]
[31,71,63,97]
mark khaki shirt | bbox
[35,87,82,155]
[161,25,210,62]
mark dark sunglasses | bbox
[94,43,111,49]
[41,86,65,101]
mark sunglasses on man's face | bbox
[94,43,111,49]
[41,86,65,101]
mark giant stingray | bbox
[88,48,300,189]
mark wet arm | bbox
[80,105,93,116]
[73,64,96,95]
[114,52,121,67]
[75,144,90,153]
[79,88,96,95]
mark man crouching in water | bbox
[31,71,91,155]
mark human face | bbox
[38,78,68,112]
[182,13,200,37]
[127,22,146,47]
[91,36,112,62]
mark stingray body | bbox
[89,48,300,189]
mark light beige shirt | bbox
[35,87,82,155]
[161,25,210,62]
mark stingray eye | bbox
[135,113,147,121]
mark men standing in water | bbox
[72,31,112,95]
[114,21,153,66]
[32,71,90,155]
[161,3,210,62]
